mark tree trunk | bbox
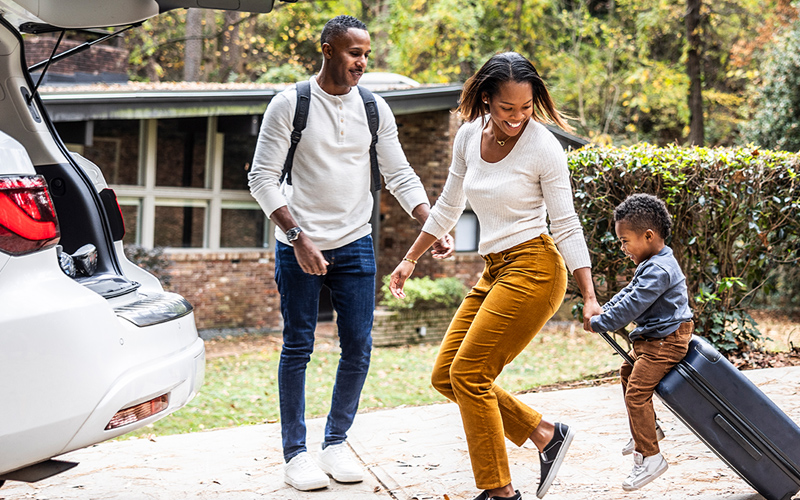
[686,0,704,146]
[202,10,216,81]
[220,11,242,82]
[184,8,202,82]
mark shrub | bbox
[568,144,800,352]
[379,275,467,312]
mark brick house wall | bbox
[165,109,486,334]
[167,251,282,334]
[25,35,128,81]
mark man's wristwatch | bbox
[285,226,303,242]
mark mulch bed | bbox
[726,344,800,370]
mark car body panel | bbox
[0,129,36,175]
[0,0,277,30]
[0,248,204,475]
[0,3,208,479]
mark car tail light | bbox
[0,175,60,256]
[105,394,170,430]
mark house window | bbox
[220,205,268,248]
[118,200,140,246]
[222,133,258,191]
[156,118,207,188]
[57,116,271,251]
[154,203,207,248]
[455,210,479,252]
[83,120,141,185]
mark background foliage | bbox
[567,144,800,351]
[379,275,467,311]
[118,0,799,148]
[741,18,800,152]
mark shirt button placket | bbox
[338,101,344,144]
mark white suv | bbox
[0,0,284,488]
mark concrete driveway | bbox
[2,366,800,500]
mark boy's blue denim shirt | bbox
[590,246,693,341]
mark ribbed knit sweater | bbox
[422,118,592,273]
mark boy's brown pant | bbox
[620,321,694,457]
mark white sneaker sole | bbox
[284,474,330,491]
[318,463,364,483]
[622,461,669,491]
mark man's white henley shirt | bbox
[249,76,429,250]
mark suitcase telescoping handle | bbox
[598,332,636,366]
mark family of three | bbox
[248,14,694,500]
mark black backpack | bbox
[280,80,381,192]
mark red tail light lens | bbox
[0,175,60,256]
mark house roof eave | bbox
[39,84,464,122]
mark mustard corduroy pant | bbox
[431,235,568,490]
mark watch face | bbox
[286,227,302,241]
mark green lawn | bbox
[120,324,619,440]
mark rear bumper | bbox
[61,329,205,454]
[0,250,204,475]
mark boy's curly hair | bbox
[614,193,672,240]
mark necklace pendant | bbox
[496,139,506,147]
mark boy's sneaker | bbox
[284,452,330,491]
[622,423,666,455]
[536,422,575,498]
[622,451,669,491]
[317,442,364,483]
[473,490,522,500]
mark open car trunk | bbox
[2,0,282,31]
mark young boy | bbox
[588,193,694,491]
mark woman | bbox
[389,52,602,500]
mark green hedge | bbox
[379,276,467,312]
[567,144,800,352]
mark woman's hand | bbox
[582,296,602,332]
[389,260,416,298]
[572,267,602,332]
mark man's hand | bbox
[293,235,329,275]
[431,234,454,259]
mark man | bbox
[248,15,453,492]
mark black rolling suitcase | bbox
[600,332,800,500]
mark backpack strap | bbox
[280,80,311,186]
[281,81,381,192]
[357,85,382,192]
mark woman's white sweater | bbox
[422,118,592,273]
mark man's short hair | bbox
[321,15,367,47]
[614,193,673,240]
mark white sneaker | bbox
[622,452,669,491]
[621,423,665,455]
[284,452,330,491]
[317,442,364,483]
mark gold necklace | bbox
[494,128,511,147]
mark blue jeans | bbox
[275,235,375,462]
